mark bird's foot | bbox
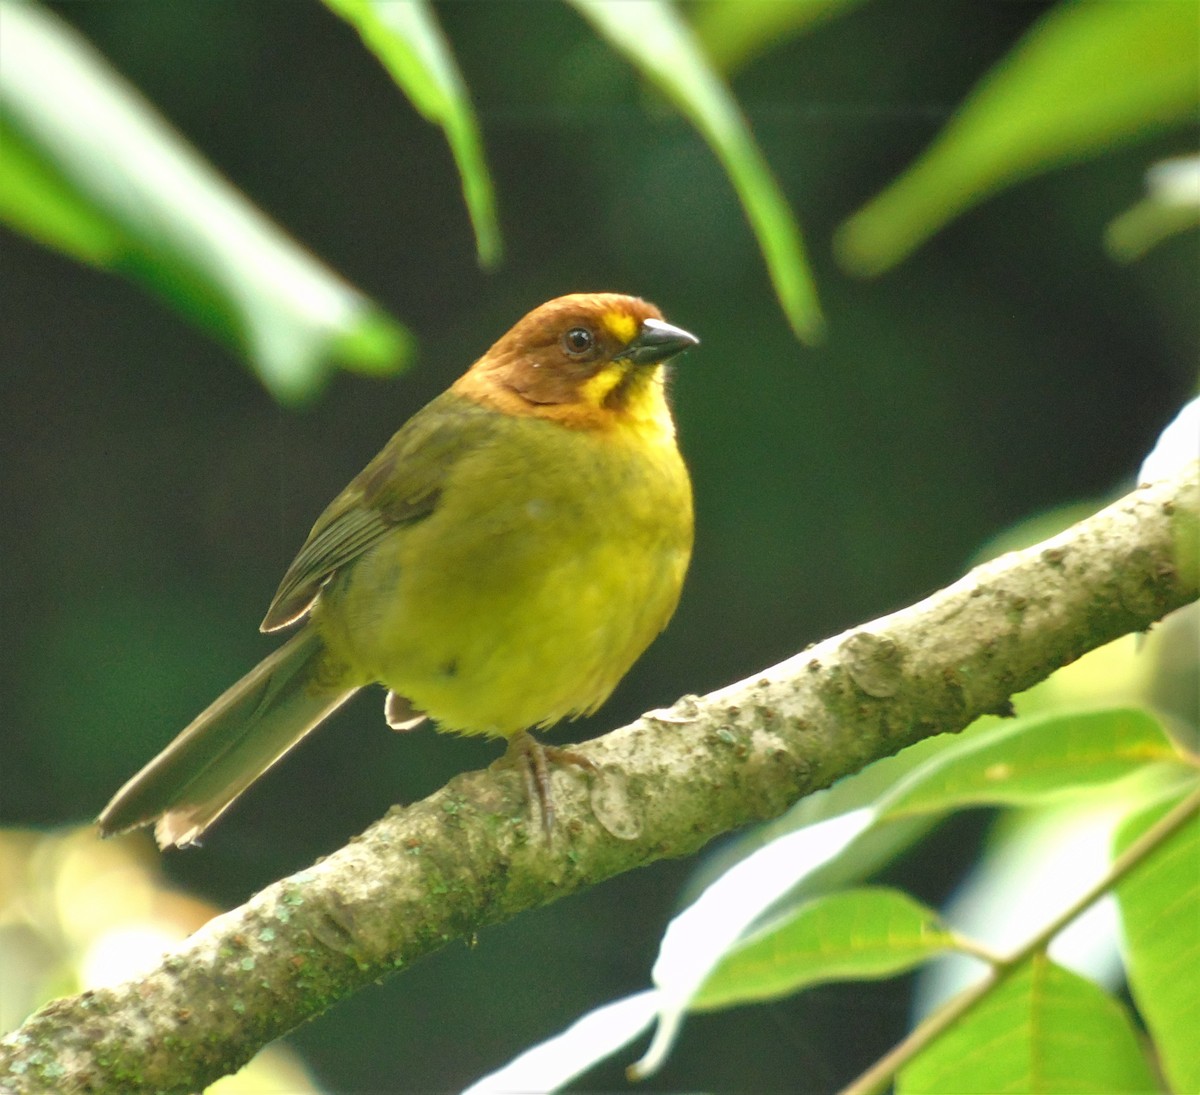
[505,730,598,834]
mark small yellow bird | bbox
[98,293,697,847]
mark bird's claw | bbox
[506,730,598,834]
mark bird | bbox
[98,293,697,848]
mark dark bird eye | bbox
[563,326,594,355]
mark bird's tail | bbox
[98,627,358,848]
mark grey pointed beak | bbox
[616,317,700,366]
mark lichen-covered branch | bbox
[3,465,1196,1094]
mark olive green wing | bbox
[260,392,497,632]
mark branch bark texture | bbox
[3,465,1197,1093]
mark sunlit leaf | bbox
[693,888,958,1011]
[632,808,873,1078]
[571,0,824,343]
[838,0,1200,276]
[1113,788,1200,1095]
[692,0,867,73]
[0,0,411,402]
[461,990,658,1095]
[1140,395,1200,485]
[321,0,500,268]
[879,708,1184,819]
[898,956,1158,1094]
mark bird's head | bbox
[454,293,698,431]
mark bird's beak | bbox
[615,318,700,366]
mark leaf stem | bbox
[946,932,1004,966]
[839,782,1200,1095]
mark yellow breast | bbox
[315,405,693,737]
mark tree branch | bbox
[3,465,1197,1094]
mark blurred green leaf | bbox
[1108,198,1200,263]
[0,114,122,262]
[693,887,957,1012]
[898,956,1158,1095]
[1107,154,1200,262]
[321,0,501,268]
[880,708,1185,819]
[571,0,824,343]
[1113,788,1200,1095]
[0,0,411,403]
[692,0,867,73]
[838,0,1200,276]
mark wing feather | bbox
[260,392,498,632]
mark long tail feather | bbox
[98,628,357,848]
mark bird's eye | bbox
[563,326,594,356]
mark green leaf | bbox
[321,0,501,268]
[879,708,1185,820]
[693,887,957,1012]
[837,0,1200,276]
[899,956,1158,1095]
[570,0,824,344]
[692,0,867,73]
[0,0,411,403]
[1113,787,1200,1095]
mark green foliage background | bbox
[1,1,1196,1091]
